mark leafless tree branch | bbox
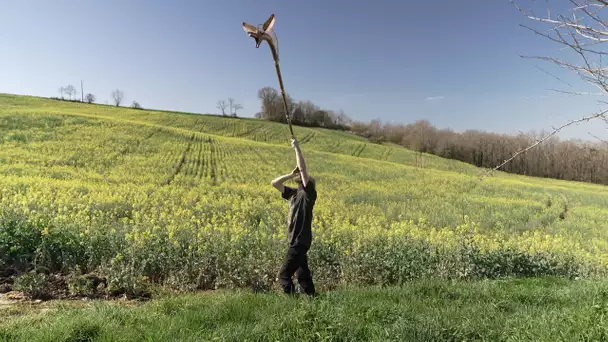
[480,0,608,179]
[217,100,228,116]
[589,131,608,146]
[480,108,608,179]
[512,0,608,38]
[548,88,603,96]
[513,0,608,93]
[111,89,124,107]
[536,65,573,87]
[520,23,608,55]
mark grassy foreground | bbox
[2,277,608,341]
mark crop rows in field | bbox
[165,133,296,188]
[5,95,479,176]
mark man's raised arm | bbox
[271,167,298,193]
[291,138,309,187]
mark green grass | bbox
[2,277,608,341]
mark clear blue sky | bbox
[0,0,606,141]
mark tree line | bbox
[253,86,608,185]
[255,87,351,130]
[350,119,608,185]
[216,98,243,117]
[54,84,142,109]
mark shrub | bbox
[13,272,51,300]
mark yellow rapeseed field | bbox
[1,94,608,296]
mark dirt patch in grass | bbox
[0,294,16,307]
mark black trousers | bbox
[278,244,315,296]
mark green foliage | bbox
[67,274,95,297]
[12,272,50,300]
[0,211,91,276]
[0,212,43,275]
[103,253,151,299]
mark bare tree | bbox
[335,109,351,126]
[132,101,142,109]
[513,1,608,95]
[227,97,243,116]
[228,98,235,116]
[486,1,608,176]
[292,103,306,124]
[111,89,124,107]
[232,103,243,117]
[254,86,350,129]
[217,100,228,116]
[64,85,77,100]
[299,100,320,125]
[58,86,65,100]
[368,118,385,143]
[85,93,96,104]
[258,87,281,121]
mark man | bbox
[271,137,317,296]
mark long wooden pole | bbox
[269,45,294,138]
[243,16,295,139]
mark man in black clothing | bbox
[271,137,317,296]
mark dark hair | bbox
[296,176,315,190]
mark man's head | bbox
[293,170,314,189]
[292,167,301,180]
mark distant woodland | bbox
[256,86,608,185]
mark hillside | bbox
[1,93,608,299]
[0,94,478,175]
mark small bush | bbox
[13,272,51,300]
[0,211,91,276]
[0,212,44,275]
[67,274,95,297]
[103,253,151,299]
